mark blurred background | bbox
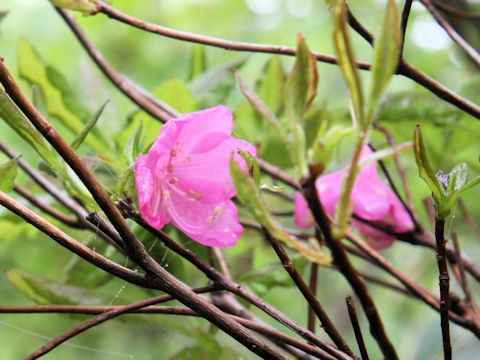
[0,0,479,359]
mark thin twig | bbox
[400,0,414,56]
[0,61,292,360]
[459,200,480,240]
[421,0,480,67]
[127,210,352,360]
[302,176,398,360]
[55,8,177,123]
[24,285,218,359]
[372,124,417,220]
[263,228,354,357]
[13,184,80,228]
[433,0,480,19]
[434,216,452,359]
[345,297,370,360]
[451,232,475,309]
[308,262,319,335]
[1,304,334,360]
[92,1,480,118]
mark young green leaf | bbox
[0,89,64,173]
[230,156,331,265]
[154,77,198,113]
[284,34,318,125]
[18,39,108,153]
[71,100,109,150]
[256,56,286,115]
[0,158,18,192]
[368,0,401,122]
[31,85,48,118]
[333,0,365,127]
[235,71,287,143]
[125,121,145,165]
[188,44,208,80]
[413,125,442,204]
[238,149,260,186]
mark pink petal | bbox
[353,220,396,249]
[135,155,171,229]
[175,105,235,152]
[294,192,315,228]
[166,185,242,247]
[173,137,255,198]
[314,169,345,216]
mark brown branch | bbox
[263,229,354,357]
[55,8,177,123]
[81,1,480,118]
[2,304,335,360]
[421,0,480,67]
[372,125,417,221]
[302,176,398,360]
[13,184,80,228]
[127,210,352,360]
[24,285,218,359]
[451,232,475,307]
[0,61,294,360]
[344,7,480,119]
[0,191,147,286]
[434,217,452,359]
[345,297,370,360]
[308,262,319,334]
[459,200,480,240]
[433,0,480,19]
[400,0,414,56]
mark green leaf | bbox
[116,166,136,199]
[116,110,161,160]
[154,78,198,113]
[188,44,208,80]
[190,56,247,107]
[6,269,112,306]
[235,71,287,143]
[49,0,99,14]
[63,240,115,288]
[291,122,308,178]
[413,125,442,204]
[368,0,401,122]
[238,149,260,186]
[125,121,145,165]
[333,0,364,127]
[71,100,109,150]
[31,84,48,118]
[0,89,64,173]
[230,156,331,265]
[171,331,240,360]
[241,257,308,296]
[285,34,318,125]
[309,124,354,176]
[18,39,108,153]
[0,158,18,192]
[0,89,95,208]
[257,56,286,115]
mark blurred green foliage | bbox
[0,0,479,359]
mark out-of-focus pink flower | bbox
[135,105,256,248]
[294,146,414,249]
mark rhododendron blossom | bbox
[295,146,414,249]
[135,105,256,248]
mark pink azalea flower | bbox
[135,105,256,248]
[295,145,414,249]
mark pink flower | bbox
[295,146,414,249]
[135,105,256,248]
